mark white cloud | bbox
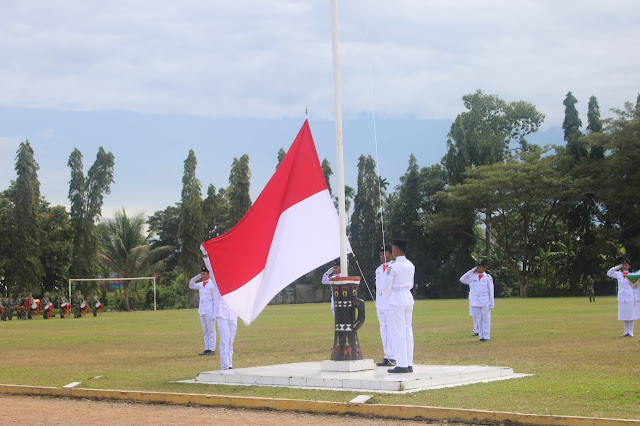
[0,0,638,127]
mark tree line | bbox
[1,89,639,307]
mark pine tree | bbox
[349,155,381,296]
[562,91,583,141]
[276,148,286,169]
[7,140,44,292]
[227,154,251,229]
[202,184,229,240]
[177,150,205,278]
[586,95,603,133]
[321,158,334,197]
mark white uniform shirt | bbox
[189,277,218,316]
[375,262,390,310]
[460,268,495,308]
[385,256,415,307]
[216,296,238,321]
[607,266,637,303]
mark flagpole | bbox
[330,0,348,275]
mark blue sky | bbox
[1,1,637,220]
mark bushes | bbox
[146,270,190,310]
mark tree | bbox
[39,202,73,293]
[99,209,172,311]
[227,154,251,229]
[148,205,181,249]
[177,150,205,279]
[387,154,421,242]
[147,204,181,271]
[442,90,544,273]
[202,184,229,240]
[445,148,580,297]
[442,89,544,185]
[6,140,44,292]
[562,91,583,142]
[344,185,355,218]
[597,100,640,261]
[68,147,115,279]
[586,95,603,133]
[321,158,334,196]
[276,148,286,169]
[349,155,381,295]
[0,189,12,288]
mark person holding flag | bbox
[607,259,639,337]
[200,121,345,326]
[190,265,218,356]
[375,244,395,367]
[385,239,415,374]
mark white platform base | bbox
[320,359,375,372]
[183,362,530,394]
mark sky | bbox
[1,1,638,221]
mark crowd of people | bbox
[0,290,103,321]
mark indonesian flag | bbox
[201,120,345,325]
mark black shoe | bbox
[479,338,486,341]
[387,366,410,373]
[198,350,210,356]
[228,367,233,369]
[473,332,479,336]
[621,333,630,337]
[376,358,391,367]
[408,366,413,372]
[205,350,215,356]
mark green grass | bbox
[1,297,639,420]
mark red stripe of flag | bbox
[202,120,328,296]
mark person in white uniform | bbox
[385,239,415,374]
[460,260,495,341]
[321,262,341,317]
[216,293,238,370]
[607,259,639,337]
[201,252,238,370]
[189,266,218,356]
[375,244,395,367]
[469,289,479,336]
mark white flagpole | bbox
[330,0,348,275]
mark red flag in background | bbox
[201,121,345,325]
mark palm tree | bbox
[98,208,173,311]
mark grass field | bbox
[1,297,638,420]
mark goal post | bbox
[68,277,158,311]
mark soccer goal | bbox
[68,277,158,311]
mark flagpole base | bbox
[320,359,375,372]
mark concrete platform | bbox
[183,362,530,394]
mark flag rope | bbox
[363,18,388,260]
[351,252,376,303]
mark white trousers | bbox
[376,308,394,360]
[471,306,491,340]
[622,320,635,336]
[388,305,413,368]
[470,302,479,333]
[199,314,217,352]
[218,317,237,370]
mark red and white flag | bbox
[201,121,344,325]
